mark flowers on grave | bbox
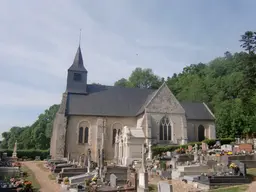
[63,177,70,185]
[175,148,185,154]
[229,163,237,169]
[10,178,16,183]
[15,180,23,187]
[91,175,98,182]
[23,181,32,189]
[12,162,21,168]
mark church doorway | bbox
[198,125,205,142]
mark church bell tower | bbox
[66,46,88,94]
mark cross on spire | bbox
[79,28,82,46]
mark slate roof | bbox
[66,84,215,120]
[181,102,215,120]
[68,46,87,72]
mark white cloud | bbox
[0,81,61,107]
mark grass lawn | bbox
[21,164,41,192]
[148,184,157,192]
[210,185,249,192]
[247,168,256,177]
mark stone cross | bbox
[194,144,198,153]
[87,148,91,173]
[171,157,177,169]
[194,144,199,162]
[114,134,119,163]
[78,156,82,166]
[12,141,17,158]
[141,143,149,173]
[67,153,70,162]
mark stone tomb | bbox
[221,144,233,152]
[110,174,117,188]
[158,181,173,192]
[118,126,146,166]
[194,161,250,190]
[69,170,97,186]
[57,167,88,183]
[0,167,20,180]
[172,164,210,179]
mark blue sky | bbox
[0,0,255,135]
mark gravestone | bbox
[216,140,221,146]
[202,142,208,152]
[138,144,149,192]
[239,143,253,153]
[221,144,233,152]
[110,173,117,188]
[232,161,246,177]
[157,181,173,192]
[35,156,41,161]
[221,154,229,166]
[166,151,171,157]
[188,145,193,152]
[253,139,256,149]
[199,155,204,164]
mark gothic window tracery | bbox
[159,117,172,141]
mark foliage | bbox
[0,105,59,150]
[0,149,50,160]
[114,67,163,89]
[151,138,235,156]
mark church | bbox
[50,46,216,163]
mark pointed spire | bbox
[68,46,87,72]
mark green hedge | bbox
[152,138,235,156]
[0,149,50,160]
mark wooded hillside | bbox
[1,31,256,150]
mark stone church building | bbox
[50,46,216,163]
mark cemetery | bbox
[1,138,256,192]
[0,141,37,192]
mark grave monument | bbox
[137,144,149,192]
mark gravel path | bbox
[247,181,256,192]
[22,161,60,192]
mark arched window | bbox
[78,127,83,144]
[198,125,205,142]
[84,127,89,143]
[112,129,117,145]
[159,117,172,141]
[112,123,122,145]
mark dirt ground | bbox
[22,161,60,192]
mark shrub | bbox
[0,149,50,160]
[151,138,235,156]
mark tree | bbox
[114,78,129,87]
[0,105,59,150]
[240,31,256,54]
[114,68,162,89]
